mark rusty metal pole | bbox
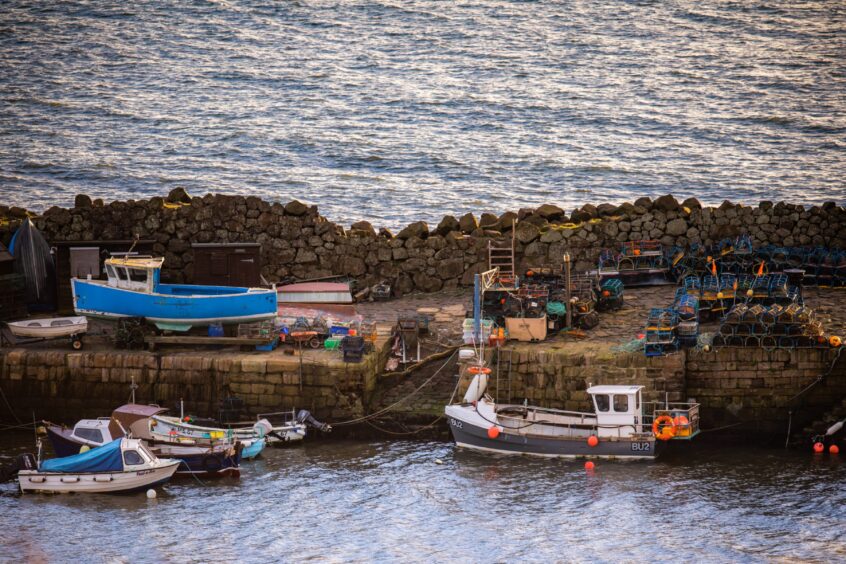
[564,253,572,329]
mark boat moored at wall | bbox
[445,370,699,460]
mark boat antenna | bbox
[126,233,140,257]
[130,376,138,404]
[180,398,184,421]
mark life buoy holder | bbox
[652,415,676,441]
[467,366,491,375]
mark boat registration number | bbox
[631,442,651,452]
[136,469,154,476]
[449,418,462,429]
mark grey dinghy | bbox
[445,370,699,460]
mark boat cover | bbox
[40,438,124,473]
[10,218,56,310]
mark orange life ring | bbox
[652,415,676,441]
[467,366,491,375]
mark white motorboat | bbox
[6,316,88,348]
[18,438,179,494]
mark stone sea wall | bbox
[0,345,390,424]
[3,191,846,294]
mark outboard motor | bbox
[296,409,332,433]
[0,453,37,482]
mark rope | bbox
[0,385,21,424]
[331,349,459,427]
[359,368,465,436]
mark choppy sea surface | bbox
[0,436,844,562]
[1,0,845,230]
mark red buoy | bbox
[585,461,595,470]
[587,435,599,447]
[487,426,500,439]
[813,442,825,453]
[830,445,840,455]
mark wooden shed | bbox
[52,240,155,313]
[191,243,261,287]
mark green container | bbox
[324,338,342,351]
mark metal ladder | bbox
[488,220,516,284]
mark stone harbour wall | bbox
[2,192,846,295]
[0,346,390,425]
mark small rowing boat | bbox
[7,316,87,338]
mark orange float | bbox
[813,442,825,453]
[467,366,492,375]
[587,435,599,447]
[652,415,676,441]
[487,426,500,439]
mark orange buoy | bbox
[587,435,599,447]
[584,461,595,470]
[601,290,611,297]
[652,415,676,441]
[467,366,492,375]
[633,249,641,256]
[830,445,840,455]
[487,426,500,439]
[830,336,842,348]
[813,442,825,454]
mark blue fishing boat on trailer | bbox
[71,257,277,331]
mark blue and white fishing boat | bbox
[71,256,277,331]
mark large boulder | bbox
[458,213,478,234]
[396,221,429,240]
[666,218,688,236]
[535,203,566,222]
[653,194,680,212]
[167,187,192,204]
[515,221,540,244]
[350,220,376,236]
[74,194,92,208]
[681,197,701,210]
[284,200,309,216]
[436,215,460,236]
[596,203,617,216]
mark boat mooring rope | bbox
[331,349,459,427]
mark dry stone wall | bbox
[2,192,846,295]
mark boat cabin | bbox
[104,257,162,294]
[68,418,116,447]
[587,385,644,437]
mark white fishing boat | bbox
[445,368,700,460]
[18,438,179,494]
[6,316,88,348]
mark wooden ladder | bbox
[488,220,516,283]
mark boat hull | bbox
[18,460,179,494]
[71,278,277,328]
[445,405,663,460]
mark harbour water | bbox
[2,1,845,229]
[1,434,844,562]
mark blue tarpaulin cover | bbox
[40,438,124,473]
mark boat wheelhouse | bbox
[71,256,277,331]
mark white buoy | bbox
[435,459,443,465]
[146,489,157,499]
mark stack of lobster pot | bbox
[675,294,699,347]
[645,308,679,357]
[711,303,828,350]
